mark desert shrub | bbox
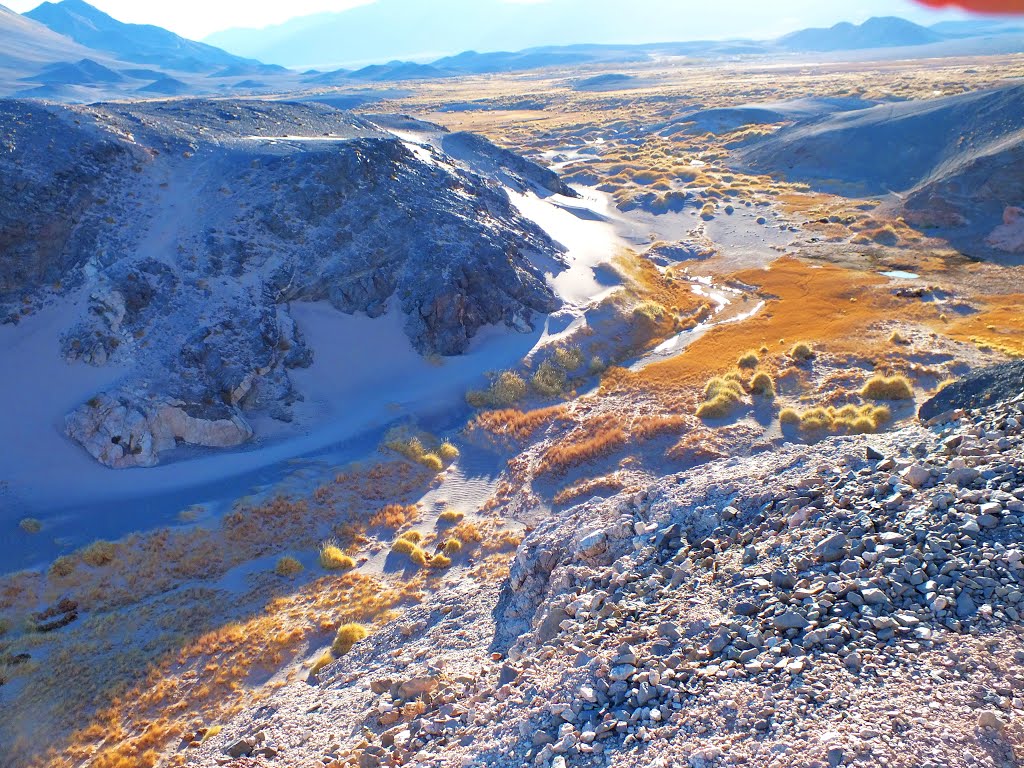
[861,375,914,401]
[437,509,465,525]
[332,622,369,655]
[552,346,585,371]
[391,537,418,556]
[531,361,568,398]
[310,650,334,676]
[81,540,116,567]
[399,530,423,544]
[428,553,452,569]
[438,441,460,462]
[737,350,759,369]
[49,556,75,578]
[19,518,42,534]
[275,556,304,577]
[442,538,463,555]
[473,404,568,441]
[632,300,668,328]
[889,331,909,345]
[785,404,891,435]
[790,342,815,361]
[419,453,444,472]
[452,521,483,544]
[467,371,528,408]
[697,375,746,419]
[320,544,355,571]
[749,372,776,398]
[779,408,801,427]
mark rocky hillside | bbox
[738,84,1024,259]
[197,371,1024,768]
[0,99,568,468]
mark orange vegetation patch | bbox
[631,257,920,389]
[538,414,628,477]
[369,503,421,529]
[553,474,632,506]
[472,404,569,441]
[942,293,1024,358]
[32,572,411,768]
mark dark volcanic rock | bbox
[919,361,1024,421]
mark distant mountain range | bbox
[24,0,276,72]
[2,3,1024,102]
[205,2,1024,70]
[0,0,305,100]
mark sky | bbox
[3,0,976,41]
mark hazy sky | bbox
[5,0,971,41]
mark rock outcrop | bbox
[0,99,571,467]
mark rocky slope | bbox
[198,374,1024,768]
[738,84,1024,259]
[0,99,568,468]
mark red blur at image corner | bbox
[913,0,1024,12]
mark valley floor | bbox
[2,51,1024,768]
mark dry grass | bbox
[538,418,628,477]
[81,541,116,568]
[319,544,356,571]
[552,474,630,506]
[331,622,369,655]
[437,509,465,525]
[369,503,420,529]
[782,403,892,435]
[472,404,569,441]
[466,370,528,408]
[749,371,776,398]
[696,375,747,419]
[737,350,760,369]
[309,649,334,676]
[790,342,815,361]
[860,375,915,401]
[274,556,304,578]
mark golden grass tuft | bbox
[331,622,369,655]
[860,375,914,401]
[437,509,465,525]
[81,540,116,568]
[782,403,891,435]
[310,649,334,676]
[552,345,585,371]
[428,553,452,569]
[737,350,760,369]
[790,342,815,361]
[319,544,356,571]
[419,453,444,472]
[442,538,463,555]
[697,375,746,419]
[437,441,460,462]
[274,556,304,577]
[749,371,776,398]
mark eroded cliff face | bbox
[1,99,569,467]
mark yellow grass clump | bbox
[697,375,746,419]
[310,650,334,676]
[782,403,891,435]
[331,622,369,655]
[790,342,815,361]
[749,371,776,398]
[274,556,304,577]
[437,509,465,525]
[737,350,760,369]
[438,441,460,462]
[442,538,463,555]
[428,553,452,569]
[369,503,420,529]
[861,375,914,401]
[81,540,116,568]
[319,544,356,571]
[466,370,528,408]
